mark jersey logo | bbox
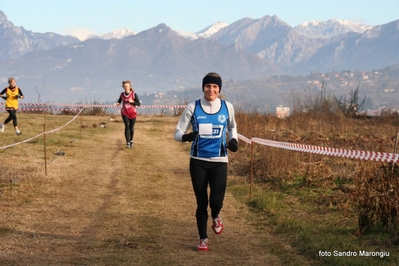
[218,114,227,123]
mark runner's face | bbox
[9,80,16,88]
[123,83,131,93]
[203,83,219,101]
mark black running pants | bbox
[4,109,18,127]
[189,158,227,239]
[121,115,136,143]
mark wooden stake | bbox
[250,140,254,201]
[43,123,47,176]
[80,111,83,141]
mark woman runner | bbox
[174,72,238,251]
[116,80,141,148]
[0,77,24,135]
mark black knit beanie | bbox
[202,75,222,92]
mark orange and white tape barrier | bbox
[3,105,397,163]
[238,134,399,163]
[0,102,187,109]
[0,108,84,150]
[1,108,82,112]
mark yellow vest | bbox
[5,87,20,109]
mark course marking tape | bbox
[237,133,252,144]
[1,108,82,111]
[0,102,187,109]
[240,136,399,163]
[0,108,84,150]
[3,104,397,163]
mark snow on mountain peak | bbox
[102,27,136,39]
[197,21,228,37]
[294,19,373,39]
[86,28,136,40]
[299,20,322,27]
[177,21,228,40]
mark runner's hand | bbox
[227,138,238,152]
[182,132,198,142]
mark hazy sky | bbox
[1,0,398,40]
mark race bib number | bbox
[199,123,213,135]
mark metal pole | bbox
[43,123,47,176]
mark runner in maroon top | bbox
[116,80,141,148]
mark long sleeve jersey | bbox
[174,97,238,163]
[1,87,24,109]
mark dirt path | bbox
[0,115,302,265]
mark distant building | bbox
[276,105,290,118]
[307,80,321,85]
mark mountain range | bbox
[0,11,79,61]
[0,9,398,104]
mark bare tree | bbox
[34,81,51,103]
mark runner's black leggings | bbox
[189,158,227,239]
[4,109,18,127]
[122,115,136,143]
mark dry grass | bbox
[0,113,302,265]
[230,110,399,265]
[2,110,397,265]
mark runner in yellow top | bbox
[0,77,24,135]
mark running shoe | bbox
[126,143,130,148]
[129,141,133,148]
[0,124,4,132]
[197,238,208,251]
[212,214,224,235]
[16,130,22,136]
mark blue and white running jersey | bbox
[190,99,229,158]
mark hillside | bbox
[1,8,398,106]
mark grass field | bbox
[0,111,397,265]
